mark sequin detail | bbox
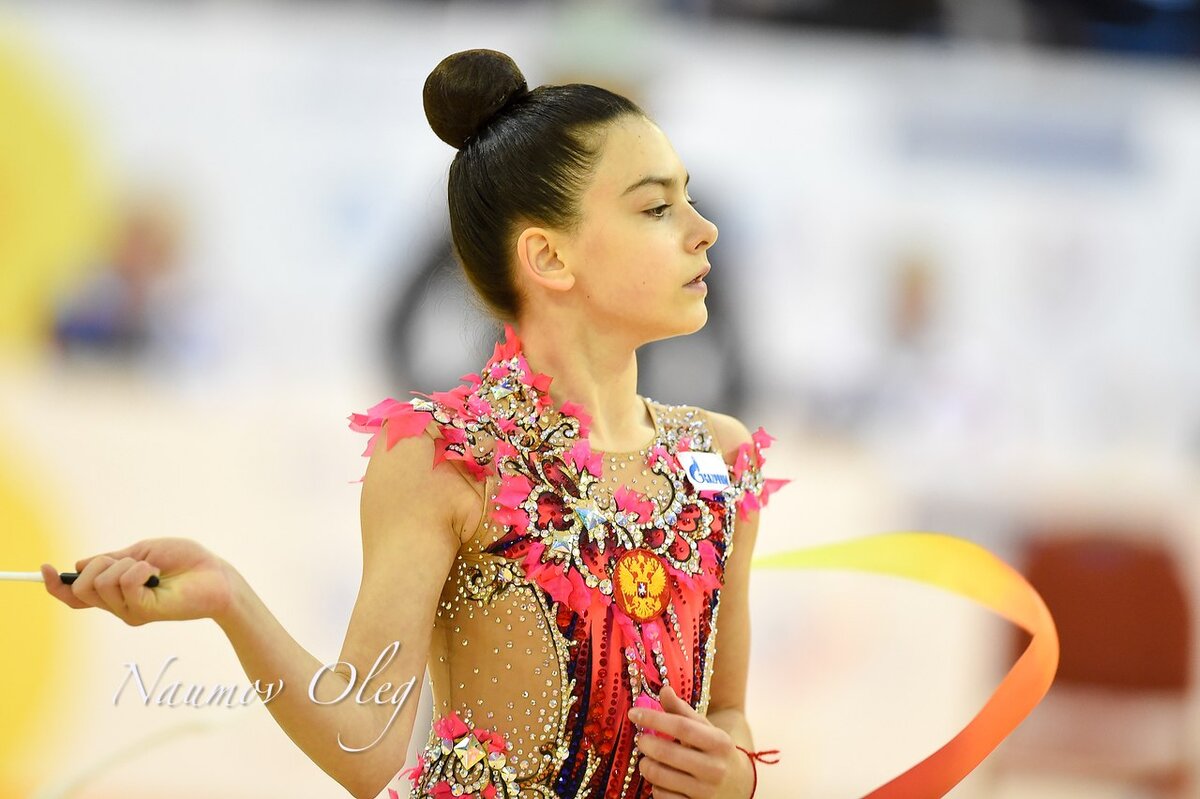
[399,711,520,798]
[349,324,785,798]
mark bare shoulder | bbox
[698,408,752,464]
[360,418,482,550]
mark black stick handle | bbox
[59,572,160,588]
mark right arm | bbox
[218,420,469,797]
[42,419,469,799]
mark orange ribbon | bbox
[752,532,1059,798]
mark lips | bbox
[685,265,711,286]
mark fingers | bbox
[75,540,145,573]
[630,706,725,752]
[659,684,703,719]
[634,687,739,797]
[70,555,118,611]
[119,560,162,620]
[637,748,707,797]
[93,557,140,616]
[636,731,723,785]
[646,786,687,799]
[41,564,89,609]
[66,555,161,625]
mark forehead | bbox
[589,117,685,198]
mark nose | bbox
[693,211,718,253]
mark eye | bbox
[645,199,698,219]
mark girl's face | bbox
[548,115,719,343]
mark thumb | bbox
[659,682,702,719]
[40,563,88,608]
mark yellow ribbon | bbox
[752,532,1059,798]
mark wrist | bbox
[732,745,782,799]
[725,743,756,799]
[212,559,251,631]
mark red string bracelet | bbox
[734,745,781,798]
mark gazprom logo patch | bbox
[677,451,730,491]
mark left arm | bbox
[706,410,761,723]
[705,411,763,792]
[630,411,760,799]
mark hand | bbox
[629,683,754,799]
[41,537,235,626]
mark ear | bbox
[515,226,575,293]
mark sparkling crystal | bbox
[573,501,604,531]
[453,732,487,769]
[548,527,574,555]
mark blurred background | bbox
[1,0,1199,797]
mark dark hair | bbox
[423,48,645,322]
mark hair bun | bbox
[423,49,529,150]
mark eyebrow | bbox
[622,171,690,196]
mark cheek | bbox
[577,221,677,306]
[589,270,643,308]
[610,261,659,304]
[581,227,650,294]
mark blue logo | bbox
[687,459,729,488]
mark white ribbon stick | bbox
[0,571,46,582]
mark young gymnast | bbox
[41,48,786,798]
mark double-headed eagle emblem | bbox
[614,548,669,622]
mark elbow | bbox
[346,762,406,799]
[347,779,384,799]
[331,767,378,799]
[333,712,413,797]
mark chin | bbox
[685,304,708,335]
[666,303,708,339]
[625,299,707,344]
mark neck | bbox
[514,316,652,452]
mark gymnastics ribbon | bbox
[751,531,1059,798]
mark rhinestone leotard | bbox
[348,324,786,799]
